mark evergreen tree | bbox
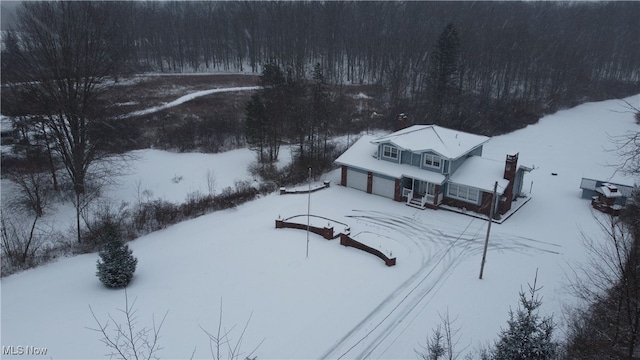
[96,223,137,288]
[492,273,557,360]
[256,63,288,163]
[245,93,268,163]
[427,23,461,126]
[310,63,332,162]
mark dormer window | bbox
[383,145,398,160]
[424,154,441,169]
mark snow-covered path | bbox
[122,86,261,118]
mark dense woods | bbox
[3,1,639,136]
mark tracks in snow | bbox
[320,210,561,359]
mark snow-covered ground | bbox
[122,86,260,119]
[1,95,639,359]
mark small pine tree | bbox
[96,223,137,288]
[492,272,557,360]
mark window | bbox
[424,154,441,168]
[382,145,398,160]
[448,184,480,203]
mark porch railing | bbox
[403,187,443,207]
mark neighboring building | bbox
[0,116,16,145]
[580,177,635,215]
[335,124,532,217]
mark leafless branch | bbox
[87,289,167,360]
[199,302,263,360]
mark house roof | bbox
[580,177,635,197]
[371,125,490,160]
[0,115,13,134]
[335,135,446,184]
[448,156,510,195]
[596,183,624,198]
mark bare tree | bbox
[199,303,264,360]
[205,169,217,196]
[10,2,128,243]
[612,99,640,176]
[88,290,167,360]
[89,295,263,360]
[6,168,53,218]
[564,206,640,359]
[0,209,44,272]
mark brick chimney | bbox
[499,153,518,214]
[396,113,409,131]
[504,153,518,182]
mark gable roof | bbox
[335,135,446,184]
[580,177,635,198]
[448,156,510,195]
[371,125,489,160]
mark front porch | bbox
[401,178,443,209]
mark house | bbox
[0,116,17,145]
[580,177,635,215]
[335,124,532,217]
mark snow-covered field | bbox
[1,95,639,359]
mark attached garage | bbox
[372,174,396,199]
[346,168,368,192]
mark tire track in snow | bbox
[321,210,479,359]
[321,210,561,359]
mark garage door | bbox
[372,175,395,198]
[347,168,368,192]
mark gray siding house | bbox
[335,125,531,216]
[580,177,635,214]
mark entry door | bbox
[414,180,435,196]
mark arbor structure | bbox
[10,2,127,243]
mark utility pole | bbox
[306,167,311,259]
[479,181,498,280]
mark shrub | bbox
[96,222,137,288]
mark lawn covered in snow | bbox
[1,95,639,359]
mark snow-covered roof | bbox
[448,156,510,195]
[580,176,635,197]
[596,183,624,198]
[371,125,489,160]
[335,135,446,184]
[0,115,13,133]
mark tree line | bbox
[3,1,639,134]
[1,1,639,245]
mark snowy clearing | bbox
[122,86,261,118]
[1,95,639,359]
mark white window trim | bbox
[423,154,441,169]
[447,183,480,204]
[382,144,399,161]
